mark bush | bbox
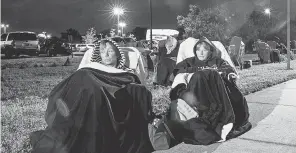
[33,63,39,68]
[279,54,288,62]
[19,64,28,69]
[49,62,58,67]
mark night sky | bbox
[1,0,295,36]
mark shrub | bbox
[19,64,28,69]
[49,62,58,67]
[2,65,7,70]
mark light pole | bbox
[287,0,291,69]
[113,7,124,36]
[1,24,9,33]
[149,0,153,50]
[119,22,126,37]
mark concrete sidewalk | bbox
[155,79,296,153]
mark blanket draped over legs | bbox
[223,78,250,129]
[171,69,237,145]
[29,68,154,153]
[169,69,250,145]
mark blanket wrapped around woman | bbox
[29,40,155,153]
[168,37,251,145]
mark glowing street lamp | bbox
[264,8,271,18]
[46,34,51,39]
[119,22,126,36]
[1,24,9,33]
[113,7,124,36]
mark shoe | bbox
[226,121,252,140]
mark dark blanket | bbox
[170,70,236,145]
[30,68,154,153]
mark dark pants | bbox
[155,58,176,86]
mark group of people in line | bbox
[29,32,252,153]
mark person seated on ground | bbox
[153,36,180,86]
[29,39,155,153]
[151,37,252,150]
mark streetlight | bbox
[264,8,271,19]
[42,32,51,39]
[1,24,9,33]
[46,34,51,39]
[149,0,153,50]
[119,22,126,36]
[113,7,124,36]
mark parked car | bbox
[1,31,40,58]
[86,44,95,49]
[38,37,72,57]
[123,37,136,43]
[75,44,95,52]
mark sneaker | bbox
[226,121,252,140]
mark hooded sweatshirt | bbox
[173,37,236,79]
[78,39,136,73]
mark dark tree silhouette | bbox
[132,27,148,40]
[61,28,82,43]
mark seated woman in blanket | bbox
[167,36,252,145]
[29,39,155,153]
[78,39,148,84]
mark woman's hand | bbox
[227,73,238,80]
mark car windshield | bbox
[124,38,134,43]
[1,34,7,41]
[112,37,125,43]
[7,33,37,41]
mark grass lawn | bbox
[1,55,296,152]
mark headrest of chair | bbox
[119,47,140,70]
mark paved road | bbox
[155,79,296,153]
